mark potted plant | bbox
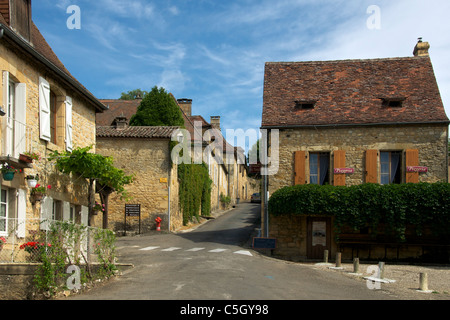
[25,174,39,188]
[30,184,51,203]
[92,201,105,215]
[1,163,18,181]
[19,151,40,163]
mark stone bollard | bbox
[335,252,342,268]
[418,272,432,293]
[323,250,329,263]
[353,258,360,274]
[377,262,385,280]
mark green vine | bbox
[269,183,450,242]
[178,163,212,225]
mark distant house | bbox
[261,40,449,260]
[0,0,107,259]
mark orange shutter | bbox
[294,151,306,185]
[333,150,346,186]
[405,149,419,183]
[365,150,378,183]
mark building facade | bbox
[261,40,449,260]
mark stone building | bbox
[261,40,449,260]
[0,0,107,256]
[96,125,180,233]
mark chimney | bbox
[413,38,430,57]
[0,0,32,42]
[210,116,221,131]
[177,98,192,116]
[112,114,128,130]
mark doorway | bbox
[307,217,331,260]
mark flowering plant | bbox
[31,184,51,195]
[0,163,19,174]
[23,151,41,161]
[0,237,6,245]
[19,241,52,254]
[93,201,105,212]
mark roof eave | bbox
[0,23,108,113]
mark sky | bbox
[32,0,450,153]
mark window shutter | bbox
[81,206,88,226]
[14,83,27,157]
[40,196,53,231]
[16,189,27,238]
[294,151,306,185]
[406,149,419,183]
[39,76,51,142]
[63,201,71,221]
[65,96,73,151]
[2,71,11,156]
[333,150,346,186]
[365,150,378,183]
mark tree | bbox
[119,89,148,100]
[129,86,184,127]
[49,146,134,228]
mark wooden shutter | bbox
[81,206,88,226]
[39,76,51,141]
[406,149,419,183]
[365,150,378,183]
[2,71,12,156]
[65,96,73,151]
[333,150,346,186]
[294,151,306,185]
[40,196,53,231]
[14,83,27,157]
[16,189,27,238]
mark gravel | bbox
[302,261,450,300]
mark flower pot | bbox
[19,154,33,163]
[26,179,38,188]
[2,171,15,181]
[31,192,44,202]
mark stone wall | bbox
[269,124,448,193]
[95,138,181,233]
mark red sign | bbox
[334,168,354,174]
[407,166,428,173]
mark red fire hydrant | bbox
[155,217,162,231]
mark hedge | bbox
[268,183,450,241]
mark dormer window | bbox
[380,97,406,108]
[295,100,317,110]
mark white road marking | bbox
[139,246,160,251]
[233,250,253,256]
[186,248,205,252]
[208,248,227,253]
[161,247,182,252]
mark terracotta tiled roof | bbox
[96,126,179,139]
[262,56,449,128]
[97,99,141,126]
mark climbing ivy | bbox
[178,163,212,225]
[268,183,450,242]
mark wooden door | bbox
[307,217,331,260]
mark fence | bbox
[0,217,103,265]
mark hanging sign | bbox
[334,168,355,174]
[406,166,428,173]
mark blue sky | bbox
[33,0,450,152]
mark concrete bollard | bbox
[377,262,385,280]
[418,272,432,293]
[323,250,329,263]
[353,258,360,274]
[335,252,342,268]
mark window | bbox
[380,151,402,184]
[309,152,330,185]
[381,97,405,108]
[295,100,316,110]
[0,189,8,235]
[50,90,57,144]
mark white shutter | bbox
[62,201,71,221]
[16,189,27,238]
[65,96,73,151]
[39,76,51,142]
[14,83,27,157]
[2,71,11,156]
[81,206,88,226]
[40,196,53,231]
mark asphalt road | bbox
[65,202,398,302]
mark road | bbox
[66,202,398,302]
